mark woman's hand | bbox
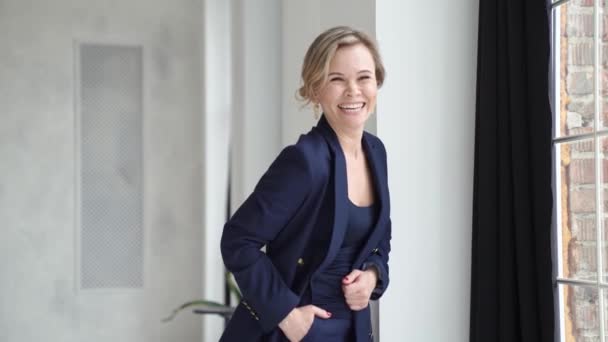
[278,305,331,342]
[342,268,378,311]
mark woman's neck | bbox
[332,125,364,161]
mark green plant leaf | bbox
[226,271,242,302]
[161,299,225,323]
[163,272,242,323]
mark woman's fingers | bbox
[342,269,363,285]
[308,305,332,319]
[342,271,376,311]
[279,305,331,341]
[280,306,322,341]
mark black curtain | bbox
[470,0,554,341]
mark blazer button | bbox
[372,248,379,254]
[297,258,304,266]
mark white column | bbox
[375,1,477,341]
[201,0,232,340]
[201,1,284,341]
[231,0,283,206]
[281,1,322,146]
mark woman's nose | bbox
[345,81,361,97]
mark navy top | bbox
[310,199,379,319]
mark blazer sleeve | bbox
[362,218,391,300]
[220,145,311,333]
[362,138,391,300]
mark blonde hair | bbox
[298,26,385,106]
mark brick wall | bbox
[562,2,607,341]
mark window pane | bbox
[604,289,608,342]
[556,0,596,138]
[554,0,594,5]
[601,137,608,283]
[602,4,608,130]
[558,139,597,281]
[560,284,600,341]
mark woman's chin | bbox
[338,113,370,130]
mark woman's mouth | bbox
[337,102,366,113]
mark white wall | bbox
[376,1,477,341]
[438,1,478,340]
[0,1,204,341]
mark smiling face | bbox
[316,43,378,132]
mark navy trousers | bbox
[301,318,353,341]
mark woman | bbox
[220,26,391,342]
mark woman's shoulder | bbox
[293,127,329,155]
[278,128,330,178]
[363,131,387,154]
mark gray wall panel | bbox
[0,1,204,341]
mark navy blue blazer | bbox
[220,115,392,341]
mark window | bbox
[552,0,608,340]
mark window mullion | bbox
[594,0,606,340]
[552,0,571,9]
[552,7,567,341]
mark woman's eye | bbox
[359,76,371,81]
[330,78,343,82]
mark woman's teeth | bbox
[338,103,365,111]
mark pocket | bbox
[301,318,317,342]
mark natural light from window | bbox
[552,0,608,341]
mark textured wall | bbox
[0,1,204,341]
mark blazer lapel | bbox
[353,133,389,268]
[314,116,349,273]
[314,116,390,272]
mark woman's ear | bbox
[310,93,318,104]
[310,85,322,104]
[312,101,321,119]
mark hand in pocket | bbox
[278,305,331,341]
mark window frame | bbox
[552,0,608,340]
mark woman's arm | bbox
[362,218,391,300]
[362,137,391,299]
[220,145,311,333]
